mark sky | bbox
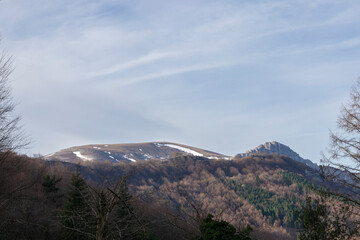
[0,0,359,163]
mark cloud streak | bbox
[0,0,359,161]
[89,49,200,78]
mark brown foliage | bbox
[78,154,320,239]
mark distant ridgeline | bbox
[43,141,319,170]
[43,142,230,163]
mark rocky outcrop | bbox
[236,141,318,169]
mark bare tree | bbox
[322,79,360,209]
[0,42,31,237]
[0,44,28,158]
[60,172,148,240]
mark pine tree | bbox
[112,175,139,239]
[297,197,327,240]
[193,214,252,240]
[297,196,356,240]
[108,175,157,239]
[115,175,133,218]
[61,168,93,240]
[42,174,62,203]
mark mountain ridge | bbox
[44,141,230,163]
[44,140,318,170]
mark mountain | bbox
[11,141,336,239]
[236,141,318,169]
[44,141,319,170]
[44,141,229,163]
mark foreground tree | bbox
[0,43,32,238]
[0,42,29,200]
[322,80,360,206]
[42,174,63,203]
[318,80,360,238]
[0,46,28,158]
[61,169,93,240]
[61,170,154,240]
[297,196,355,240]
[193,214,252,240]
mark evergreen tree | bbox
[297,196,356,240]
[40,174,63,238]
[297,197,327,240]
[115,175,133,217]
[112,175,140,239]
[106,175,157,240]
[42,174,62,203]
[93,188,111,240]
[61,169,93,240]
[194,214,252,240]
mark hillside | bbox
[70,153,322,239]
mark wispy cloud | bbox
[108,61,238,87]
[89,49,200,78]
[0,0,359,161]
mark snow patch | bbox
[109,155,120,162]
[207,156,231,160]
[124,154,136,162]
[44,153,54,158]
[93,146,101,150]
[163,144,203,157]
[139,148,143,152]
[73,151,93,161]
[143,153,152,159]
[154,143,162,147]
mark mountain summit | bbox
[236,141,318,169]
[44,142,229,163]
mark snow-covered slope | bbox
[43,142,228,163]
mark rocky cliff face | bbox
[236,141,318,169]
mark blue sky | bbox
[0,0,359,162]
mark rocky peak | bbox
[236,141,318,169]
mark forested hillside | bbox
[84,153,320,239]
